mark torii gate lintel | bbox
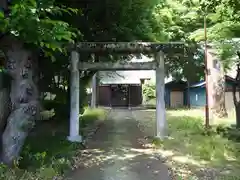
[67,42,185,143]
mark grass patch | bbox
[0,107,108,180]
[151,109,240,177]
[81,107,107,129]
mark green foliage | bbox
[191,0,240,41]
[142,82,156,102]
[215,40,240,69]
[0,0,80,52]
[152,0,240,78]
[39,54,93,120]
[0,108,107,179]
[80,107,107,129]
[187,0,240,66]
[150,0,205,81]
[166,46,205,82]
[56,0,168,42]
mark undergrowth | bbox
[0,107,107,180]
[151,112,240,178]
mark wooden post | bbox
[68,51,82,142]
[128,85,131,110]
[110,85,112,109]
[155,51,167,139]
[91,73,97,108]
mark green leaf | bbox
[0,11,4,18]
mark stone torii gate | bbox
[68,42,184,143]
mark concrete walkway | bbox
[68,109,173,180]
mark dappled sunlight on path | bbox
[132,109,240,179]
[67,109,173,180]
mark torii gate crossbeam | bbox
[67,42,185,143]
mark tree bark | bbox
[0,88,10,132]
[0,70,11,132]
[0,38,39,165]
[235,104,240,128]
[207,49,228,118]
[234,101,240,128]
[233,63,240,128]
[233,84,240,128]
[211,75,228,118]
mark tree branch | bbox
[234,62,240,105]
[233,82,237,106]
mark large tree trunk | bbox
[0,38,39,165]
[0,54,11,163]
[207,49,228,119]
[211,76,228,118]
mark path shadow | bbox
[216,124,240,142]
[67,109,176,180]
[131,109,240,179]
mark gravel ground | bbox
[66,109,236,180]
[67,109,175,180]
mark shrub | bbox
[142,82,156,102]
[80,107,107,128]
[0,107,107,180]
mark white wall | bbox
[225,92,239,111]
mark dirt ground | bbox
[67,109,175,180]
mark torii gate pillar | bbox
[91,73,97,108]
[67,42,184,142]
[155,51,167,139]
[67,51,82,142]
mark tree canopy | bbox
[154,0,240,80]
[0,0,240,167]
[0,0,79,54]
